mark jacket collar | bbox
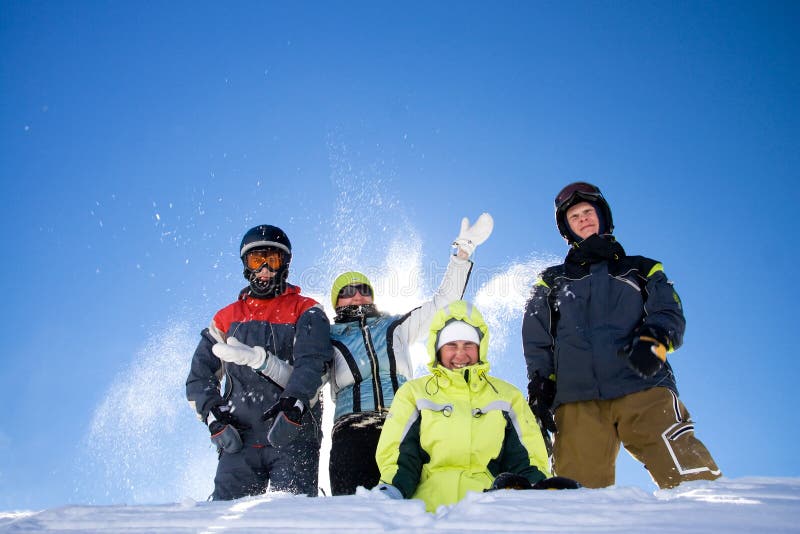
[428,361,493,392]
[566,234,625,265]
[241,283,301,303]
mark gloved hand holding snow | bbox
[453,212,494,257]
[212,337,267,369]
[371,483,403,500]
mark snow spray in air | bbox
[76,141,560,504]
[77,321,217,504]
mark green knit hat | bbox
[330,271,374,309]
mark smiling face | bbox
[566,201,600,240]
[438,341,480,370]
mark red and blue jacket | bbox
[186,284,332,446]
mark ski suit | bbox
[186,285,332,500]
[522,234,720,488]
[328,255,472,495]
[376,302,551,512]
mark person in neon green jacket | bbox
[374,301,573,512]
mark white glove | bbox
[212,337,267,369]
[453,212,494,257]
[372,483,403,500]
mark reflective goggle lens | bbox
[338,283,373,299]
[245,249,283,271]
[555,182,602,209]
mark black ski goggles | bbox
[555,182,604,210]
[337,283,373,300]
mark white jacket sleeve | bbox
[394,255,473,344]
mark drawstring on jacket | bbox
[425,374,441,395]
[479,369,499,393]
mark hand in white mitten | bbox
[212,337,267,369]
[453,212,494,256]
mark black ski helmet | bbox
[554,182,614,244]
[239,224,292,298]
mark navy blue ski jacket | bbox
[522,236,686,408]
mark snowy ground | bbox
[2,477,798,533]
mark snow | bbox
[50,254,799,532]
[2,478,798,532]
[14,172,791,530]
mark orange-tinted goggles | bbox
[245,249,284,272]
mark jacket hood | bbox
[426,300,490,369]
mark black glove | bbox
[620,325,668,378]
[207,402,235,435]
[527,372,557,433]
[488,472,533,491]
[532,476,582,490]
[262,396,306,448]
[207,402,245,453]
[262,396,305,425]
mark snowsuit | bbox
[376,301,551,512]
[186,284,332,500]
[328,255,472,495]
[522,234,720,488]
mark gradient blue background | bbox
[1,1,797,509]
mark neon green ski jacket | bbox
[375,301,551,512]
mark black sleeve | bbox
[498,413,547,485]
[522,268,560,382]
[392,416,429,499]
[282,305,333,405]
[185,328,224,421]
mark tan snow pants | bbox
[553,387,721,489]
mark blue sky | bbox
[1,1,798,510]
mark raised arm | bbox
[396,213,493,344]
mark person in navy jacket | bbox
[523,183,721,489]
[186,224,332,500]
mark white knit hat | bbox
[436,320,481,350]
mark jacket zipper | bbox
[359,316,384,411]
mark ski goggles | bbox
[337,283,373,300]
[555,182,604,210]
[244,248,284,272]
